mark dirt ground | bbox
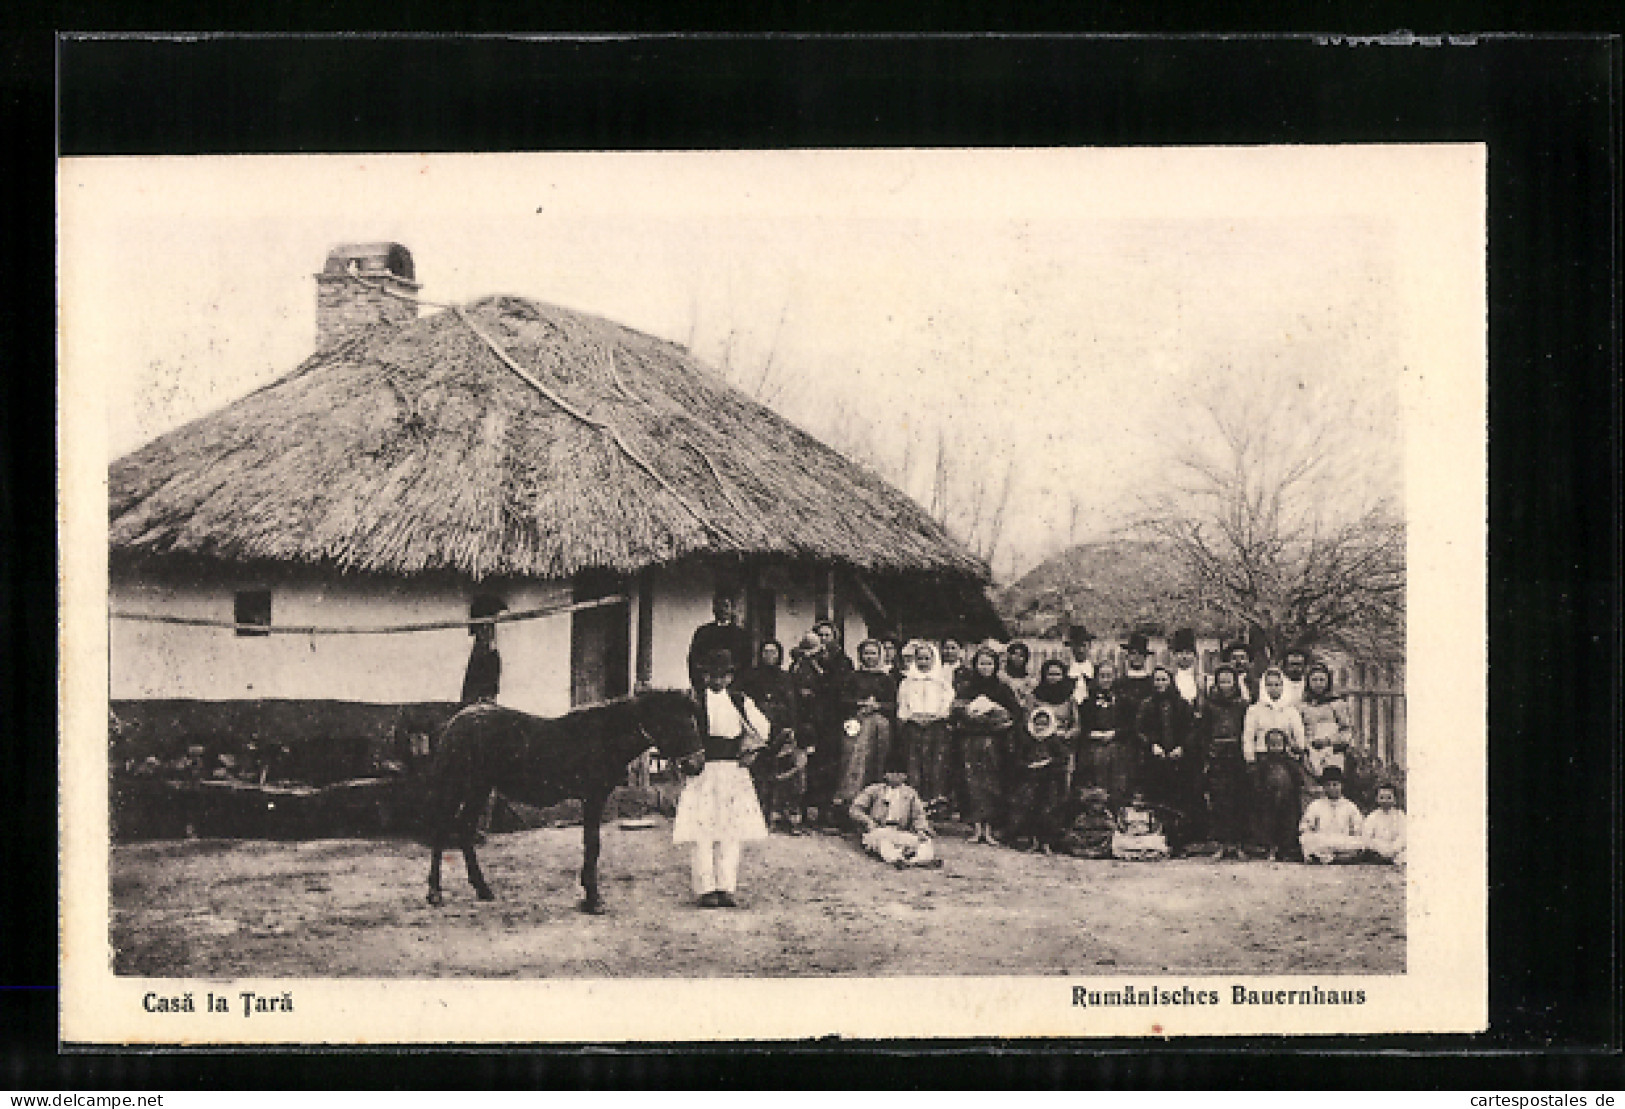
[111,821,1405,978]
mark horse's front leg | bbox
[579,788,609,914]
[460,788,496,901]
[427,824,445,906]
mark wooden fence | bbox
[1336,661,1407,772]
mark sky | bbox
[60,147,1482,580]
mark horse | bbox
[422,689,704,913]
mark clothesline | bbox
[110,592,627,636]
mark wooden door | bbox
[571,574,630,707]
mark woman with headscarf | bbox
[1242,667,1308,766]
[1297,662,1356,783]
[1005,657,1079,851]
[1135,666,1197,846]
[1076,660,1136,803]
[835,639,898,815]
[789,630,837,825]
[896,640,955,813]
[738,639,800,822]
[951,646,1021,845]
[1199,664,1253,857]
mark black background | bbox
[3,22,1619,1089]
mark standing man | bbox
[1065,624,1096,704]
[1116,632,1157,717]
[1226,640,1260,704]
[687,589,754,695]
[1170,628,1202,711]
[1280,647,1311,708]
[815,619,854,679]
[461,596,506,706]
[673,650,770,906]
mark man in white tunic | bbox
[1298,765,1366,863]
[1066,623,1096,704]
[673,650,770,907]
[1280,647,1311,708]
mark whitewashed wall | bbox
[642,562,867,687]
[112,560,871,710]
[842,607,871,657]
[109,573,573,714]
[645,563,712,689]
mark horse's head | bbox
[635,689,706,774]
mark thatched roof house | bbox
[110,244,998,736]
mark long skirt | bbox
[960,726,1005,825]
[1006,764,1068,845]
[1079,736,1137,803]
[865,714,895,786]
[1249,758,1301,857]
[803,714,843,813]
[1144,753,1202,846]
[902,718,952,804]
[837,713,891,804]
[1205,747,1250,845]
[672,760,768,844]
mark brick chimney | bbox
[314,243,420,351]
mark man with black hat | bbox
[1113,632,1156,795]
[1224,640,1260,704]
[1116,632,1156,716]
[460,596,506,706]
[1169,627,1202,712]
[687,588,754,696]
[1066,623,1096,704]
[673,648,771,906]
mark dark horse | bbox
[423,689,703,913]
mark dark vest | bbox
[695,689,752,760]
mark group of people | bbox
[671,593,1406,907]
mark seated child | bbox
[1298,765,1366,863]
[1361,781,1406,864]
[847,768,940,868]
[1111,792,1170,861]
[1056,786,1117,859]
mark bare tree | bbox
[1137,381,1405,661]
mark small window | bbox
[234,590,271,637]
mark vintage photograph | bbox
[60,147,1484,1039]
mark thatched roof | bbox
[110,295,989,584]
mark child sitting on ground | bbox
[1298,765,1366,863]
[1111,792,1170,861]
[1361,781,1406,865]
[1056,786,1117,859]
[847,765,941,869]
